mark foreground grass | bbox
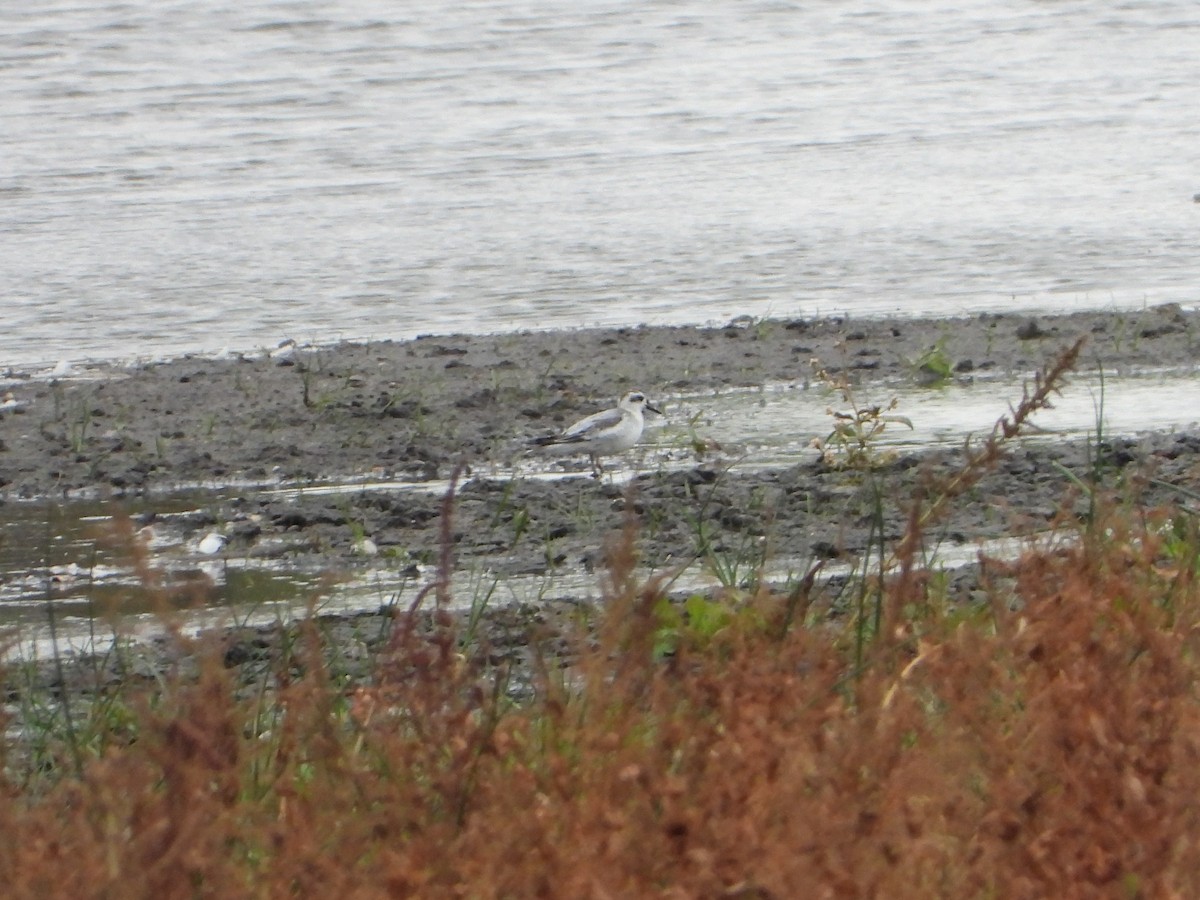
[6,341,1200,897]
[3,492,1200,898]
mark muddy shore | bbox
[0,304,1196,500]
[4,305,1200,701]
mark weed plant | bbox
[4,339,1200,896]
[812,360,914,471]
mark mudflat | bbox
[3,305,1200,694]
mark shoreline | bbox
[4,305,1200,707]
[1,297,1177,377]
[2,304,1198,501]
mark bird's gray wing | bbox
[560,407,624,441]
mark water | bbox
[0,496,328,625]
[3,0,1197,368]
[690,367,1200,466]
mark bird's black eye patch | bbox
[630,393,644,402]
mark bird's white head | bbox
[620,391,663,417]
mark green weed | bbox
[812,363,913,470]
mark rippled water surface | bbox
[3,0,1198,367]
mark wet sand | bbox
[4,305,1200,697]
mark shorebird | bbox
[531,391,663,476]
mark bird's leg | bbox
[589,454,604,479]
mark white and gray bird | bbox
[531,391,663,476]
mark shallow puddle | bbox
[0,496,324,634]
[7,528,1057,664]
[672,367,1200,468]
